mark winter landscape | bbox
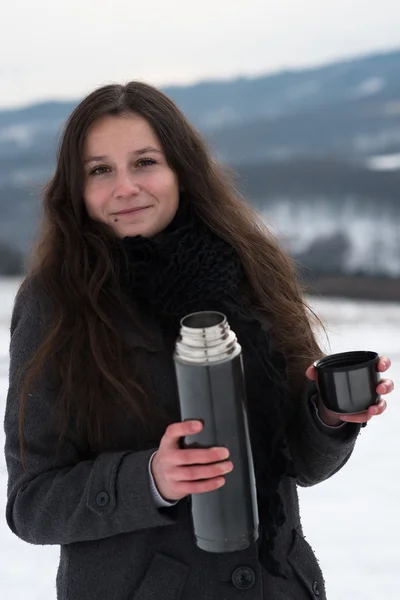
[2,50,400,281]
[0,277,398,599]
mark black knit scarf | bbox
[115,201,296,577]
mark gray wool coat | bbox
[4,280,362,600]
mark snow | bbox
[350,77,385,98]
[353,128,400,154]
[201,106,239,130]
[366,153,400,171]
[260,198,400,277]
[1,278,399,599]
[0,124,38,149]
[287,80,320,100]
[302,295,400,599]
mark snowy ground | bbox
[0,277,399,599]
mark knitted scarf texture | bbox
[116,201,296,576]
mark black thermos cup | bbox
[173,311,259,553]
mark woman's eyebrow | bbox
[84,146,162,165]
[134,146,162,155]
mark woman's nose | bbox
[113,171,140,199]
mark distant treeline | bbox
[1,157,399,280]
[233,158,400,204]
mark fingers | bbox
[160,421,230,465]
[151,451,229,500]
[160,420,203,450]
[306,365,317,381]
[173,477,227,497]
[172,459,234,496]
[377,378,394,395]
[339,399,387,423]
[177,461,233,482]
[377,356,391,372]
[154,420,236,501]
[174,446,230,467]
[368,399,387,416]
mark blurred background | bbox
[0,1,399,599]
[1,1,400,299]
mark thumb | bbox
[305,364,317,381]
[160,420,202,452]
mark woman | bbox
[4,82,393,600]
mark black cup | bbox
[314,351,380,414]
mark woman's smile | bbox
[113,205,153,218]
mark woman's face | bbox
[83,113,180,238]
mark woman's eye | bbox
[137,158,156,167]
[88,159,156,176]
[89,166,110,176]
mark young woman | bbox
[4,82,393,600]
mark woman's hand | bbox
[306,356,394,425]
[151,420,233,502]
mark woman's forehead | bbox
[83,114,161,158]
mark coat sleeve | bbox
[286,380,362,487]
[4,281,179,547]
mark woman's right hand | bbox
[151,420,233,502]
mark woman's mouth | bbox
[113,206,152,217]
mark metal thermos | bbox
[173,311,259,553]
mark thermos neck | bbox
[174,311,241,364]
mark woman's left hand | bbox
[306,356,394,425]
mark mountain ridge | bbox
[1,48,399,279]
[2,47,399,115]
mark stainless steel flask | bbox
[173,311,259,553]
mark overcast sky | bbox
[1,0,399,109]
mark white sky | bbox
[1,0,399,109]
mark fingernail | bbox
[221,462,233,473]
[192,421,202,432]
[218,448,230,459]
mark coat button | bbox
[231,566,256,590]
[312,580,321,596]
[96,492,110,507]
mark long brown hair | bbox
[19,81,323,454]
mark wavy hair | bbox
[19,81,323,455]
